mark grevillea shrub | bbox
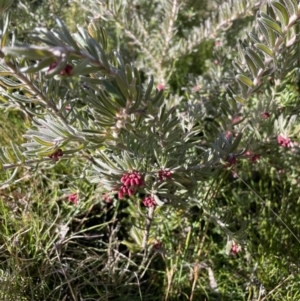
[1,0,300,300]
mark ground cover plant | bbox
[0,0,300,300]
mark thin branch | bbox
[91,9,161,73]
[244,11,300,99]
[0,50,66,120]
[260,273,294,301]
[160,0,179,65]
[189,220,210,301]
[170,0,264,59]
[235,172,300,245]
[142,206,154,250]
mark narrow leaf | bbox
[56,18,80,51]
[283,0,297,16]
[259,16,283,36]
[255,43,274,58]
[233,94,246,104]
[271,1,289,27]
[236,74,254,88]
[257,19,275,47]
[246,48,265,69]
[244,54,258,77]
[3,46,53,59]
[32,136,55,146]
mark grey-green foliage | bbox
[0,10,244,207]
[81,0,263,84]
[230,0,300,103]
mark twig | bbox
[260,274,294,301]
[104,221,121,271]
[0,50,66,120]
[189,220,210,301]
[125,206,155,285]
[160,0,178,65]
[235,172,300,245]
[54,247,77,301]
[142,206,154,250]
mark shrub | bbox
[1,0,300,300]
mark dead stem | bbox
[189,220,210,301]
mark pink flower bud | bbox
[232,116,241,125]
[127,188,134,197]
[277,135,292,148]
[124,178,131,187]
[192,85,200,92]
[121,175,127,183]
[118,190,123,200]
[68,193,78,205]
[231,242,242,255]
[102,193,112,203]
[157,83,165,91]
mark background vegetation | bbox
[0,0,300,300]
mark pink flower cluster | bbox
[277,135,292,148]
[158,169,172,181]
[48,149,63,162]
[118,171,144,199]
[143,195,157,208]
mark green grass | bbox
[0,158,300,301]
[0,111,28,146]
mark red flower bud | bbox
[56,149,63,157]
[47,62,73,76]
[48,149,63,161]
[225,153,237,167]
[261,112,270,119]
[64,64,73,76]
[249,154,260,163]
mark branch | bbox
[0,50,67,121]
[160,0,179,65]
